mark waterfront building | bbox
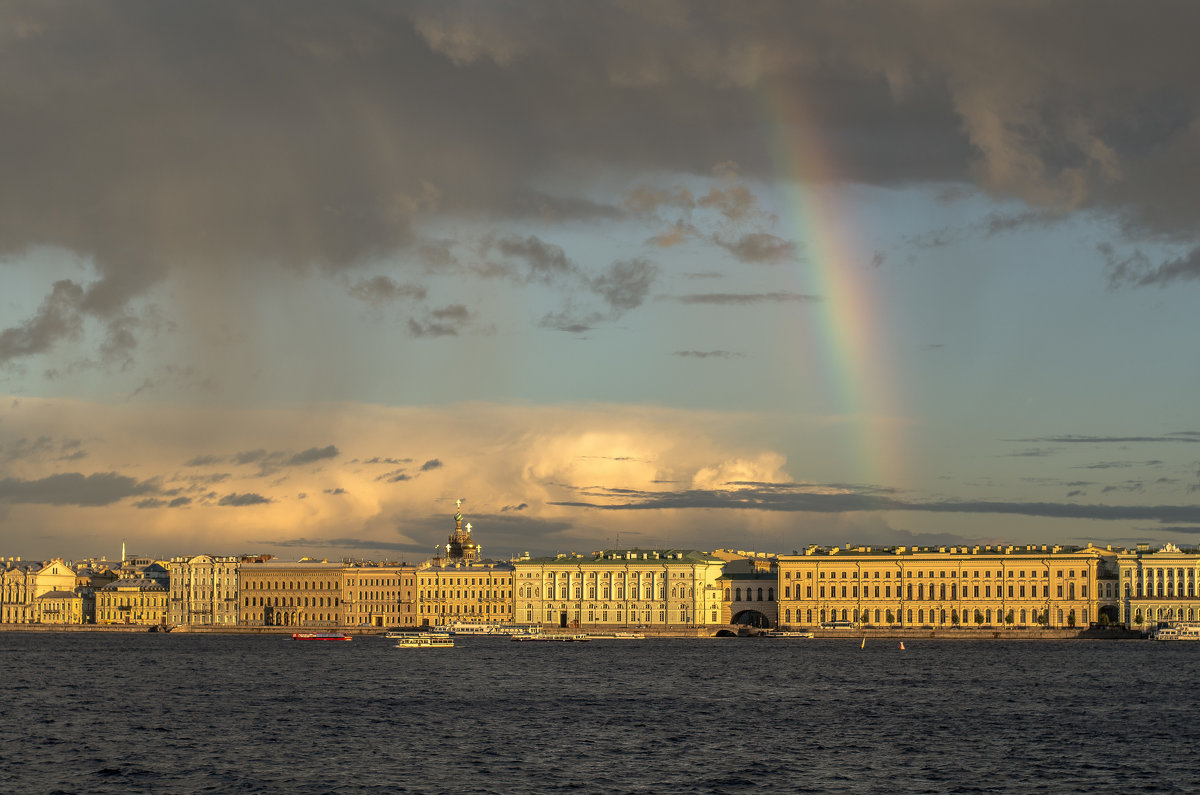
[33,590,84,624]
[416,559,515,626]
[414,503,515,626]
[238,558,343,628]
[96,573,170,626]
[512,548,725,630]
[714,551,778,627]
[342,562,418,628]
[167,555,240,626]
[775,544,1107,630]
[2,559,38,623]
[1116,543,1200,629]
[33,559,77,599]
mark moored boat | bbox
[512,632,590,642]
[763,630,815,639]
[1150,622,1200,641]
[292,632,352,641]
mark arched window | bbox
[724,588,730,601]
[1020,609,1027,624]
[767,588,774,601]
[735,588,742,602]
[757,588,763,601]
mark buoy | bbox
[899,641,906,651]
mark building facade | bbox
[238,559,343,628]
[1116,543,1200,629]
[2,560,38,623]
[512,548,725,630]
[168,555,241,626]
[96,574,170,625]
[776,544,1107,630]
[342,563,418,628]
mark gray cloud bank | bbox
[552,483,1200,526]
[4,2,1200,365]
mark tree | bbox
[1134,609,1143,625]
[1068,609,1076,628]
[951,610,960,625]
[1005,610,1014,625]
[885,609,894,624]
[1099,612,1110,626]
[974,610,984,626]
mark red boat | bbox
[291,632,352,641]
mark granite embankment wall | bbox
[0,623,1142,639]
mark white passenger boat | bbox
[431,621,497,635]
[394,633,454,648]
[512,632,591,642]
[1150,622,1200,641]
[763,630,815,639]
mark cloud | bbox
[420,458,443,472]
[1104,243,1200,288]
[218,492,271,507]
[589,258,657,313]
[0,471,157,506]
[135,496,192,509]
[672,292,820,306]
[1016,433,1200,444]
[347,276,427,304]
[287,445,340,466]
[712,232,799,264]
[0,280,85,365]
[551,482,1200,525]
[673,350,746,359]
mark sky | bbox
[3,1,1200,563]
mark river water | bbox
[1,633,1195,793]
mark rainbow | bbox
[760,84,904,490]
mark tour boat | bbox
[394,633,454,649]
[512,632,591,642]
[763,630,814,639]
[292,632,352,641]
[1150,623,1200,641]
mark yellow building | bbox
[1117,543,1200,629]
[96,573,170,626]
[238,558,343,628]
[414,503,515,627]
[714,551,778,627]
[2,559,37,623]
[168,554,241,626]
[34,590,84,624]
[512,549,725,630]
[342,563,418,628]
[776,544,1107,630]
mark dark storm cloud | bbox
[0,472,158,506]
[419,459,442,472]
[5,1,1200,367]
[672,292,820,306]
[550,482,1200,525]
[218,492,271,507]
